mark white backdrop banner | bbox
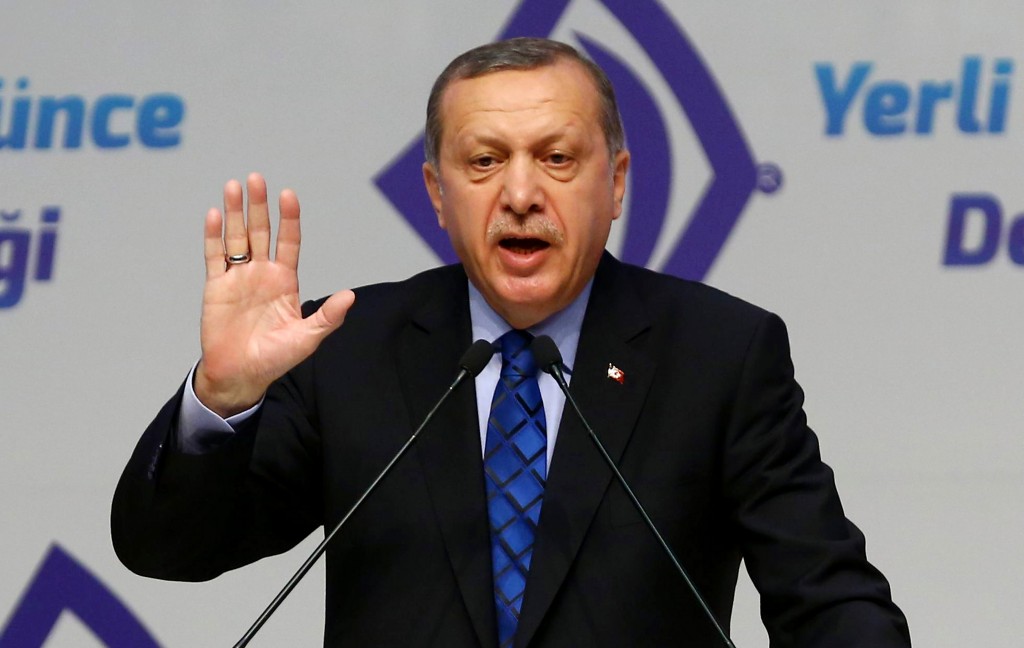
[2,1,1020,646]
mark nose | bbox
[500,155,545,217]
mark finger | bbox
[222,179,248,258]
[275,188,301,270]
[204,208,226,277]
[304,289,355,344]
[246,172,271,261]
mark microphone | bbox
[530,335,737,648]
[233,339,494,648]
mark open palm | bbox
[194,173,354,417]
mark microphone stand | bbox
[532,336,736,648]
[232,340,494,647]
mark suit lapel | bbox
[395,268,497,648]
[515,255,656,648]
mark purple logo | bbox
[0,544,160,647]
[375,0,778,281]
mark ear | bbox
[611,149,630,221]
[422,162,446,229]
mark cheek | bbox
[456,194,498,236]
[562,192,613,243]
[442,208,487,257]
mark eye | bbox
[541,150,579,180]
[470,154,500,170]
[545,151,572,166]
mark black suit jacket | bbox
[112,254,910,647]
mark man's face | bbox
[423,60,629,329]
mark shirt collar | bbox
[468,279,592,374]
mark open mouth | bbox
[499,237,550,254]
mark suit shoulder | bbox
[303,264,465,320]
[616,261,773,326]
[352,263,464,305]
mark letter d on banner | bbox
[943,193,1001,265]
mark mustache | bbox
[486,212,564,244]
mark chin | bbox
[494,287,565,325]
[498,278,557,304]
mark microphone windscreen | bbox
[530,335,562,372]
[459,339,495,377]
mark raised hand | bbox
[194,173,355,417]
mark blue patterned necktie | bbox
[484,330,547,648]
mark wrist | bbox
[194,360,266,418]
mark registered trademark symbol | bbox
[756,162,783,194]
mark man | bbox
[112,38,911,647]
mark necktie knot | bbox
[498,329,538,378]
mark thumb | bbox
[305,289,356,340]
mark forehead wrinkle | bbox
[455,101,567,129]
[449,76,557,109]
[439,63,603,159]
[452,108,588,150]
[468,95,557,112]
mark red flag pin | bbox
[607,364,625,384]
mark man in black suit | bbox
[112,38,911,646]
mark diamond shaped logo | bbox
[375,0,770,282]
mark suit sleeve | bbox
[722,312,911,647]
[110,362,324,582]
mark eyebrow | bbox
[458,124,584,152]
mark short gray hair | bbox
[424,37,625,168]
